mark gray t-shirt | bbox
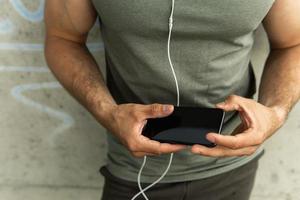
[91,0,275,183]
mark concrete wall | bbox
[0,1,299,200]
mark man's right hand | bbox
[106,103,187,157]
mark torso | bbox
[91,0,275,183]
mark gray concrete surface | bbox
[0,1,299,200]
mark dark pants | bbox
[100,154,262,200]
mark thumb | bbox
[216,95,254,128]
[143,103,174,119]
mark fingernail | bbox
[206,134,216,143]
[163,105,172,113]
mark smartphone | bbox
[142,106,225,147]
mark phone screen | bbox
[142,106,225,147]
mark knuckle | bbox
[151,103,161,115]
[248,148,256,155]
[244,147,257,156]
[127,141,138,152]
[254,135,264,145]
[193,149,202,154]
[156,144,162,155]
[157,149,162,155]
[244,151,252,156]
[231,141,240,150]
[199,149,208,155]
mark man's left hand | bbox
[191,94,287,157]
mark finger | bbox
[191,144,259,157]
[139,103,174,120]
[206,130,263,150]
[216,95,255,128]
[215,95,244,112]
[137,135,187,155]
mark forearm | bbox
[258,44,300,123]
[44,35,117,127]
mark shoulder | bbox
[263,0,300,48]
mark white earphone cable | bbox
[131,0,178,199]
[167,0,179,107]
[131,153,174,200]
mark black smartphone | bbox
[142,106,225,147]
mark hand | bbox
[191,95,287,157]
[106,103,187,158]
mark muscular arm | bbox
[191,0,300,157]
[259,0,300,121]
[44,0,117,129]
[44,0,186,157]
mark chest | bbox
[92,0,275,39]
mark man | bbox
[44,0,300,199]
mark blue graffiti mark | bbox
[0,66,75,146]
[0,42,104,52]
[0,19,15,34]
[11,82,75,146]
[9,0,45,22]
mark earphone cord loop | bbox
[131,153,174,200]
